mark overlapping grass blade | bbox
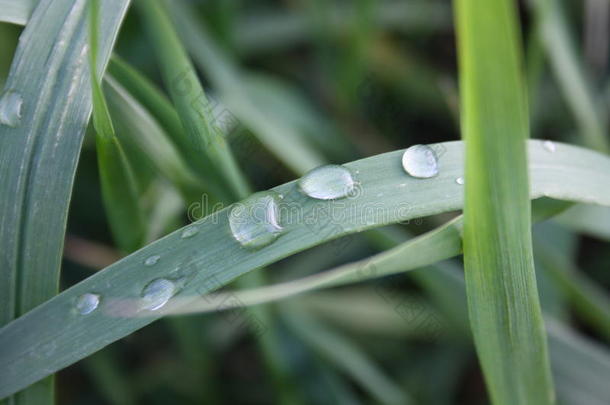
[0,140,609,398]
[456,0,554,402]
[138,0,249,200]
[0,0,130,402]
[89,0,144,253]
[169,0,325,174]
[0,0,36,25]
[531,0,609,153]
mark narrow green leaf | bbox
[138,0,249,200]
[455,0,554,402]
[169,0,326,175]
[0,140,608,398]
[0,0,130,402]
[89,0,145,253]
[531,0,609,153]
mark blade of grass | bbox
[0,140,609,397]
[169,0,326,174]
[0,0,36,25]
[136,5,302,402]
[456,0,555,403]
[0,0,130,402]
[89,0,145,253]
[531,0,609,153]
[137,0,249,201]
[283,306,411,405]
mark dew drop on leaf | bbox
[141,279,177,311]
[181,226,199,239]
[0,90,23,127]
[75,293,100,315]
[229,191,283,250]
[144,255,161,266]
[298,165,356,200]
[402,145,439,178]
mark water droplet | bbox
[543,140,556,153]
[141,278,177,311]
[298,165,356,200]
[0,90,23,127]
[75,293,100,315]
[181,226,199,239]
[456,177,465,185]
[144,255,161,266]
[229,192,283,250]
[402,145,439,178]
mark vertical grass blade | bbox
[89,0,145,253]
[455,0,555,403]
[0,0,130,403]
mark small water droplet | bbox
[543,140,556,153]
[298,165,356,200]
[141,278,177,311]
[402,145,439,178]
[0,90,23,127]
[376,192,383,197]
[229,192,283,250]
[456,177,465,185]
[181,226,199,239]
[399,183,407,188]
[144,255,161,266]
[75,293,100,315]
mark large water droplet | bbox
[141,278,177,311]
[0,90,23,127]
[543,140,556,153]
[181,226,199,239]
[298,165,356,200]
[75,293,100,315]
[402,145,439,178]
[229,191,283,250]
[456,177,465,185]
[144,255,160,266]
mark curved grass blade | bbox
[456,0,555,402]
[0,0,130,402]
[138,0,249,201]
[0,141,609,398]
[89,0,145,253]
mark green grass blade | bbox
[169,0,326,174]
[0,0,130,402]
[455,0,555,403]
[89,0,145,253]
[103,76,210,202]
[283,307,411,405]
[0,140,608,398]
[0,0,36,25]
[535,235,610,341]
[531,0,609,153]
[555,204,610,241]
[138,0,249,200]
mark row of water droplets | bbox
[74,141,556,315]
[74,225,201,315]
